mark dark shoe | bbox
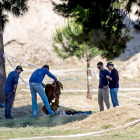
[7,117,13,119]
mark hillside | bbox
[3,0,140,66]
[3,0,69,65]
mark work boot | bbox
[7,116,13,119]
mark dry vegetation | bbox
[1,62,140,140]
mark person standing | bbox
[97,62,110,111]
[4,66,23,119]
[106,62,119,107]
[29,65,57,118]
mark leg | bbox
[98,89,104,111]
[30,83,38,117]
[113,88,119,107]
[36,84,55,115]
[102,88,110,109]
[110,89,116,107]
[5,93,8,118]
[6,92,15,119]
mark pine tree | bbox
[53,20,99,99]
[52,0,134,99]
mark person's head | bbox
[97,62,104,71]
[43,65,49,70]
[106,62,114,70]
[15,66,23,74]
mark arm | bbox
[106,70,118,82]
[45,69,57,81]
[42,83,46,88]
[13,75,19,93]
[13,84,18,93]
[106,76,112,81]
[103,71,110,89]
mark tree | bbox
[53,20,99,99]
[0,0,28,107]
[52,0,133,99]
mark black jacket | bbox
[109,68,119,89]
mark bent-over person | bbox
[4,66,23,119]
[29,65,57,118]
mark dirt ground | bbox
[1,64,140,140]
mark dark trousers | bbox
[5,92,15,119]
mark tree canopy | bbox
[53,20,99,60]
[52,0,138,60]
[0,0,28,31]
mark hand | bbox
[106,75,110,79]
[13,90,16,93]
[102,86,108,89]
[42,83,46,88]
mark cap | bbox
[106,62,114,67]
[16,65,23,71]
[42,65,49,70]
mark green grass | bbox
[2,65,140,140]
[0,113,91,127]
[1,123,140,140]
[101,124,113,129]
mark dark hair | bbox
[109,64,114,67]
[97,62,103,66]
[107,62,114,67]
[43,65,49,70]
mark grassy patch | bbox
[101,124,113,129]
[125,117,137,123]
[0,115,89,128]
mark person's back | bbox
[29,68,57,84]
[5,71,19,93]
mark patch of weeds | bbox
[92,110,99,114]
[101,124,113,129]
[125,117,136,123]
[3,120,15,127]
[111,132,127,139]
[22,119,33,127]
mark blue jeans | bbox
[29,82,55,116]
[110,88,119,107]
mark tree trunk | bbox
[86,58,92,99]
[0,17,6,107]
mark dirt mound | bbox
[119,53,140,78]
[54,104,140,131]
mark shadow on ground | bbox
[0,103,93,128]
